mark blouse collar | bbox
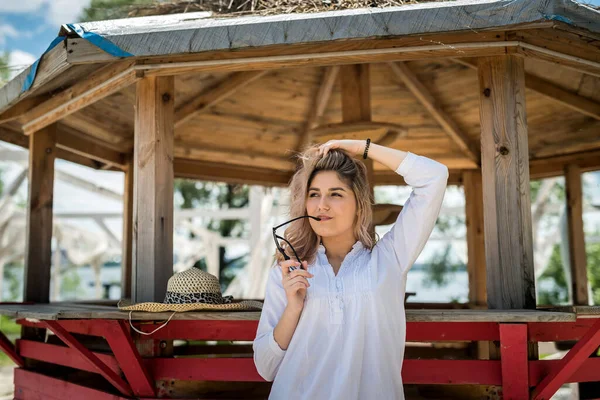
[317,240,365,265]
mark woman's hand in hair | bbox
[318,140,365,158]
[279,260,313,312]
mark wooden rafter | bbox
[174,70,268,128]
[174,159,292,186]
[56,125,127,168]
[388,62,480,164]
[311,121,407,139]
[21,61,137,135]
[296,66,339,151]
[454,58,600,120]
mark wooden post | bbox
[340,64,375,237]
[121,157,134,300]
[463,170,490,359]
[478,56,536,311]
[564,164,589,305]
[133,76,175,303]
[24,124,56,303]
[463,170,487,308]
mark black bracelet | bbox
[363,138,371,159]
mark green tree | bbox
[79,0,156,22]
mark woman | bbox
[253,139,449,399]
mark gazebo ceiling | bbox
[0,0,599,186]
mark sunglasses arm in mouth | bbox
[273,215,321,272]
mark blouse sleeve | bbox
[253,263,288,381]
[374,152,449,274]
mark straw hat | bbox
[118,267,263,312]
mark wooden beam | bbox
[478,55,536,310]
[375,170,463,186]
[564,164,589,306]
[174,142,295,171]
[312,121,407,139]
[24,124,56,303]
[511,28,600,78]
[21,61,137,135]
[463,170,486,307]
[530,150,600,179]
[174,159,292,186]
[530,121,600,159]
[340,64,375,237]
[389,62,480,164]
[527,75,600,121]
[133,76,175,303]
[454,57,600,120]
[56,125,127,168]
[296,66,339,151]
[174,71,267,129]
[0,95,50,124]
[121,157,134,300]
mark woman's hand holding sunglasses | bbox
[279,260,313,312]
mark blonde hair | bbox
[274,145,374,266]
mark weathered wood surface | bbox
[478,55,536,310]
[0,304,576,322]
[132,76,175,303]
[463,170,486,307]
[24,124,57,304]
[565,164,590,306]
[121,157,134,300]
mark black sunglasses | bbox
[273,215,321,272]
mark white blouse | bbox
[253,152,449,400]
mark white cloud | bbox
[0,23,18,46]
[8,49,36,79]
[0,0,92,26]
[0,1,45,13]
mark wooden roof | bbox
[0,0,599,186]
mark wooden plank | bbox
[137,36,510,76]
[174,142,294,171]
[530,150,600,179]
[565,164,589,305]
[22,61,137,135]
[526,74,600,121]
[24,124,56,303]
[511,28,600,78]
[14,369,131,400]
[175,70,267,128]
[103,320,155,397]
[133,76,174,303]
[311,121,407,138]
[56,126,127,168]
[478,55,536,310]
[463,170,487,307]
[44,320,133,397]
[499,324,529,399]
[121,157,134,300]
[532,318,600,400]
[389,62,480,163]
[17,339,120,375]
[174,158,291,186]
[66,38,119,64]
[454,57,600,120]
[0,95,49,124]
[296,66,339,151]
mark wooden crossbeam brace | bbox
[0,329,24,367]
[388,61,480,164]
[453,58,600,121]
[102,320,155,397]
[532,318,600,400]
[43,320,133,397]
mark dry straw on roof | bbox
[128,0,450,18]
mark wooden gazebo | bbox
[0,0,599,398]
